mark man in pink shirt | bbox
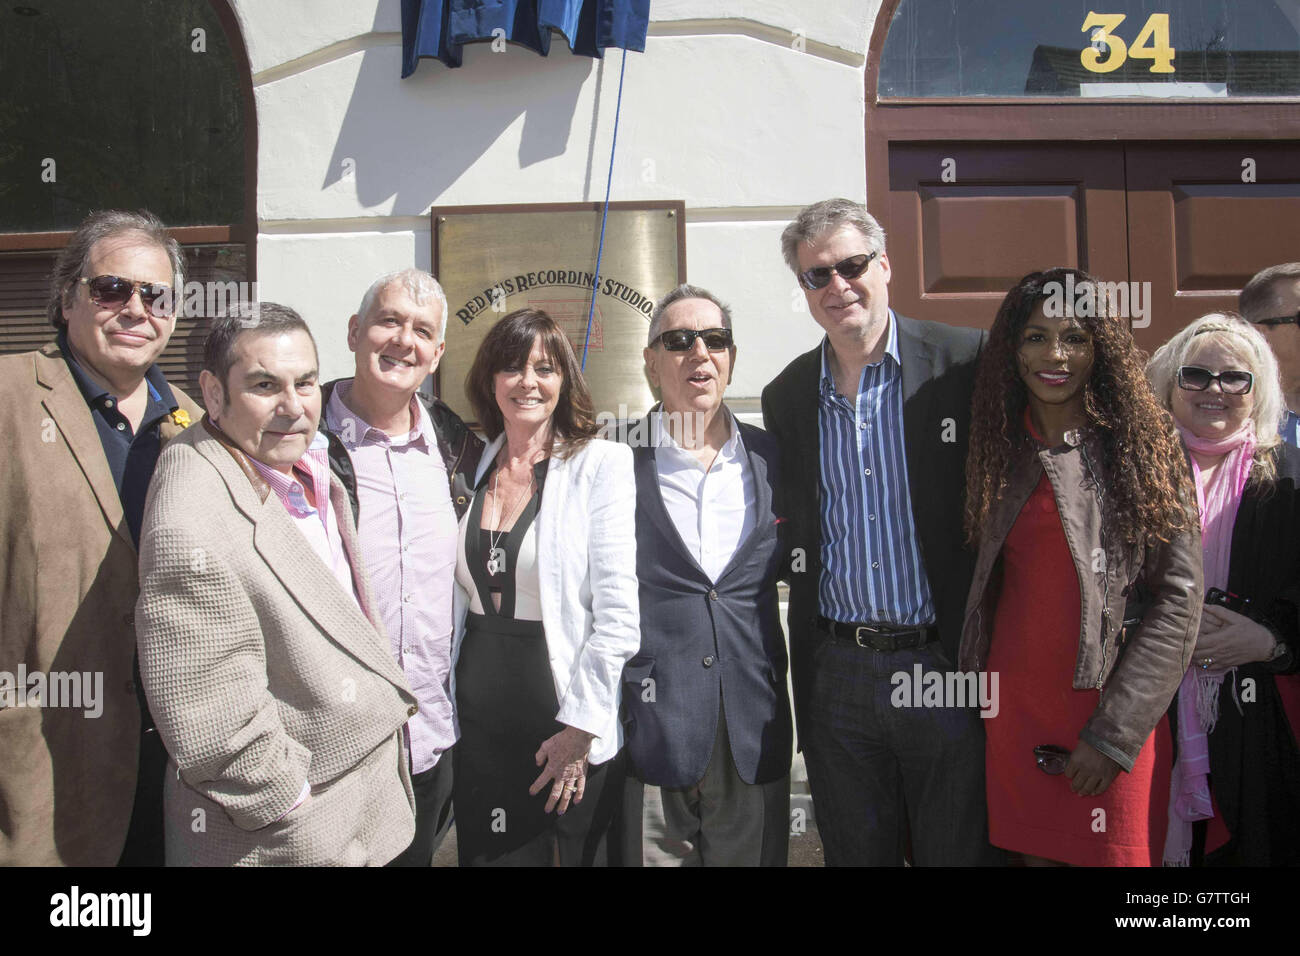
[322,270,484,866]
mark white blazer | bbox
[452,434,640,765]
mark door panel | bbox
[1127,143,1300,347]
[887,143,1129,329]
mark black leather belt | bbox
[816,615,937,652]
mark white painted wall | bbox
[229,0,881,396]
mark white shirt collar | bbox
[652,405,742,465]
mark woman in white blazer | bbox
[451,308,639,866]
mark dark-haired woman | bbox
[1148,313,1300,866]
[450,309,638,866]
[960,268,1203,866]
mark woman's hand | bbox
[1064,740,1123,795]
[1192,605,1277,670]
[530,725,595,815]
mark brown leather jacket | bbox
[958,428,1203,771]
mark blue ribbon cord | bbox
[581,47,628,372]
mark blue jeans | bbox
[802,634,999,866]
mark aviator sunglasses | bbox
[797,251,879,291]
[1177,365,1254,395]
[78,274,175,318]
[651,327,734,351]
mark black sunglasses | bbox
[1034,745,1071,775]
[1177,365,1254,395]
[797,251,879,291]
[78,274,175,318]
[1251,310,1299,329]
[652,327,734,351]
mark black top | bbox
[1198,441,1300,865]
[58,330,179,546]
[465,459,548,620]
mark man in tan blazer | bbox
[136,304,417,866]
[0,210,202,866]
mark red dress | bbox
[985,470,1172,866]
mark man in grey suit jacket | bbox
[136,305,417,866]
[621,285,793,866]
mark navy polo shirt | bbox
[58,331,180,546]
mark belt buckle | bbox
[853,624,883,648]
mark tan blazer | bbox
[135,421,417,866]
[0,342,202,865]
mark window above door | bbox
[879,0,1300,99]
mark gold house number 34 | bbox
[1081,12,1176,74]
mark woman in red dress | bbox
[959,268,1203,866]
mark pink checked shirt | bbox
[249,433,360,607]
[249,431,360,816]
[325,382,458,774]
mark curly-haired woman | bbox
[959,268,1203,865]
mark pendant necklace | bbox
[487,461,533,575]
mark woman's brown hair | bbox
[464,308,599,457]
[964,268,1193,547]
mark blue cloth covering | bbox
[402,0,648,76]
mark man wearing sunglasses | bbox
[620,285,792,866]
[0,209,203,866]
[761,198,993,866]
[1240,262,1300,448]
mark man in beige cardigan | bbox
[135,305,417,865]
[0,210,202,866]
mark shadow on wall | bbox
[323,7,602,213]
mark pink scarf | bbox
[1163,420,1255,866]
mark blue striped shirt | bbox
[817,314,935,626]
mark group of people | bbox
[1,199,1296,867]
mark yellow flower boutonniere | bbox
[170,409,192,428]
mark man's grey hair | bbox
[356,269,449,344]
[780,198,887,276]
[202,302,318,397]
[1146,312,1284,482]
[1239,262,1300,320]
[47,209,185,329]
[647,284,734,347]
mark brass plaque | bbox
[432,202,685,425]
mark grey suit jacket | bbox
[135,421,417,866]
